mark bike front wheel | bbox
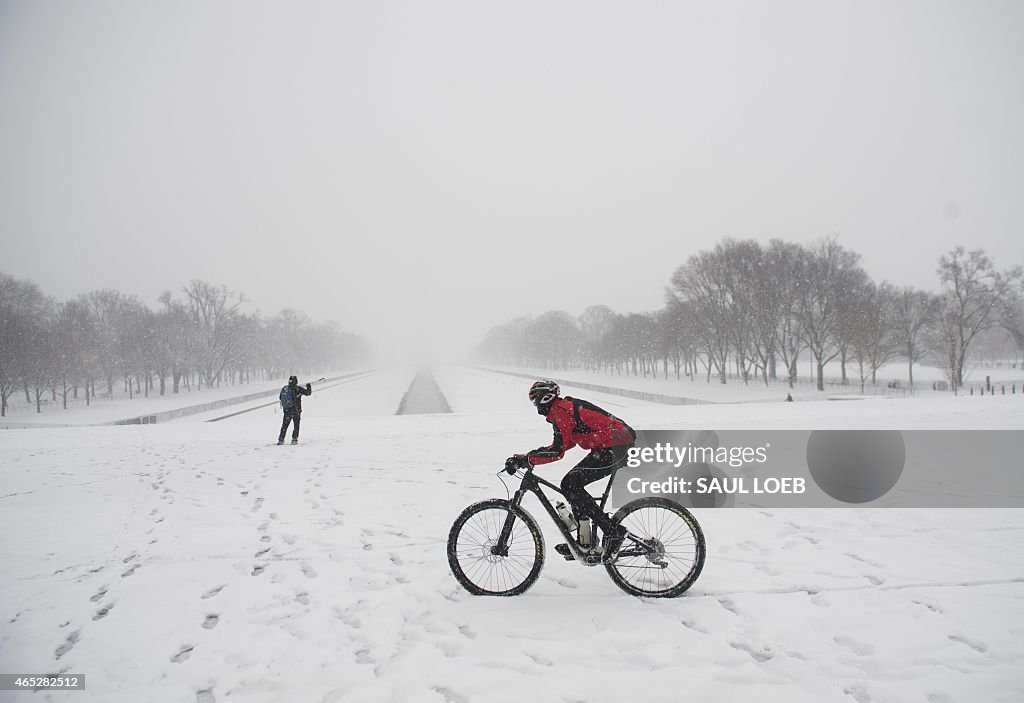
[604,497,705,598]
[447,499,545,596]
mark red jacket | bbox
[526,397,635,465]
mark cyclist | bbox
[506,380,636,560]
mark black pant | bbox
[560,445,631,534]
[279,410,301,442]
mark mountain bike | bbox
[446,462,705,597]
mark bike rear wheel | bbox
[604,497,705,598]
[447,499,545,596]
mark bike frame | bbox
[493,464,632,567]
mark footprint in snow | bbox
[92,602,115,621]
[201,585,226,599]
[54,629,81,659]
[121,564,139,578]
[388,553,403,566]
[170,645,194,663]
[295,591,310,606]
[525,652,553,666]
[331,606,361,628]
[718,598,740,615]
[300,563,318,579]
[948,634,987,653]
[196,688,216,703]
[457,625,476,639]
[432,686,469,703]
[282,534,297,545]
[252,564,266,576]
[255,547,271,558]
[202,614,220,630]
[729,640,774,662]
[834,635,875,656]
[842,683,871,703]
[90,586,109,603]
[679,618,708,634]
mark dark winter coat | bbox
[281,382,312,414]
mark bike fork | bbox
[492,487,528,557]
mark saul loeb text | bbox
[626,476,806,495]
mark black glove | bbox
[306,382,312,391]
[504,455,530,474]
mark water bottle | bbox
[555,501,578,531]
[578,518,592,548]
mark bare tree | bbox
[764,240,806,388]
[0,273,50,415]
[24,313,57,413]
[892,287,939,387]
[797,238,866,391]
[578,305,618,372]
[933,247,1023,389]
[181,280,248,388]
[847,281,900,392]
[670,251,732,383]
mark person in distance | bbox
[278,375,312,445]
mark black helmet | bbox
[288,375,298,386]
[528,380,559,409]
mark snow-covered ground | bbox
[480,363,1024,404]
[1,366,1022,702]
[0,369,373,429]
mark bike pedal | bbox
[554,543,576,561]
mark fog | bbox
[1,0,1022,362]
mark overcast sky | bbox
[1,0,1022,360]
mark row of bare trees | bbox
[476,239,1023,392]
[0,275,371,415]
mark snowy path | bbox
[1,366,1022,702]
[396,370,452,415]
